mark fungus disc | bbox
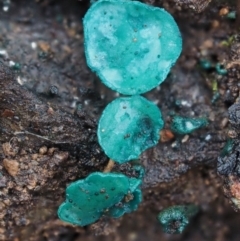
[84,0,182,95]
[97,96,164,163]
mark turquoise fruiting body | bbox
[84,0,182,95]
[108,178,142,218]
[199,59,212,70]
[215,63,227,75]
[220,139,234,157]
[227,11,236,19]
[97,96,164,163]
[58,172,142,226]
[158,205,199,234]
[170,115,208,135]
[10,62,21,71]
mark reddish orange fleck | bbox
[160,129,175,142]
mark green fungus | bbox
[199,59,213,70]
[215,63,227,76]
[170,115,208,135]
[108,178,142,218]
[227,11,236,20]
[58,172,142,226]
[97,96,164,163]
[158,205,199,234]
[220,139,234,157]
[38,51,48,59]
[10,62,21,71]
[84,0,182,95]
[211,79,220,104]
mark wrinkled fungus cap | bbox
[58,172,142,226]
[84,0,182,95]
[97,96,164,163]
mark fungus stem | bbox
[103,159,115,173]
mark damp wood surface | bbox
[0,0,240,240]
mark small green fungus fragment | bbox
[58,172,142,226]
[97,96,164,163]
[211,91,220,104]
[84,0,182,95]
[158,205,199,234]
[215,63,227,76]
[10,62,21,71]
[227,11,236,19]
[170,115,208,135]
[199,59,213,70]
[220,139,234,157]
[38,51,48,59]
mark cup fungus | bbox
[58,172,142,226]
[170,115,208,135]
[84,0,182,95]
[158,205,199,234]
[215,63,228,75]
[97,96,164,163]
